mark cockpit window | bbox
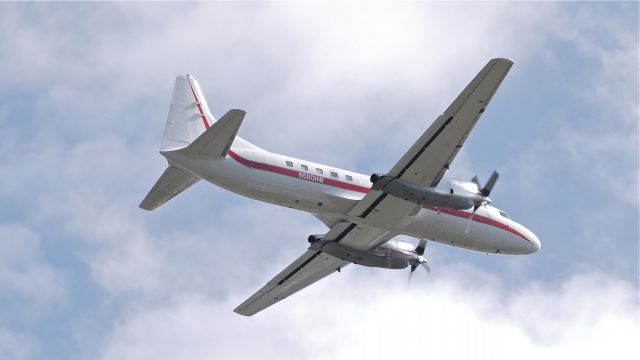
[498,210,510,219]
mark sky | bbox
[0,2,638,359]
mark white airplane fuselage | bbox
[164,138,541,256]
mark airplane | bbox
[140,58,541,316]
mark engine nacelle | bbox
[371,175,478,210]
[309,240,410,269]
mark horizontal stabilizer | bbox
[139,166,200,211]
[174,109,246,158]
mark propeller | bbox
[465,171,499,234]
[471,175,481,190]
[406,240,430,288]
[480,171,499,197]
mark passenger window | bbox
[330,171,338,178]
[316,168,323,175]
[301,164,309,171]
[346,175,353,182]
[286,161,293,167]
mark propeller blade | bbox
[465,204,481,234]
[480,171,499,197]
[406,261,429,289]
[465,216,473,234]
[407,241,431,289]
[415,239,427,256]
[467,171,499,233]
[406,266,416,289]
[471,176,481,189]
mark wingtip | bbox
[229,108,247,116]
[233,308,253,317]
[491,57,514,65]
[139,200,155,211]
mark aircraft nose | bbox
[528,231,541,253]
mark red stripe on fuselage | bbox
[226,150,530,244]
[187,77,210,129]
[227,150,371,193]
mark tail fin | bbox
[141,74,213,211]
[161,74,215,151]
[141,75,250,211]
[141,108,247,211]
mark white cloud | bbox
[97,268,639,360]
[0,2,561,165]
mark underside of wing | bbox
[234,249,347,316]
[388,58,513,187]
[234,222,394,316]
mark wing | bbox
[349,58,513,227]
[234,222,394,316]
[312,213,342,228]
[233,250,346,316]
[388,58,513,187]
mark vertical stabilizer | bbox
[161,75,216,151]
